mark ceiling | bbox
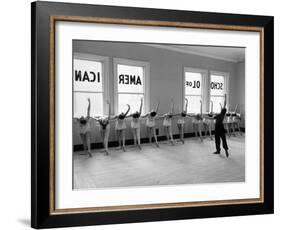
[144,44,245,63]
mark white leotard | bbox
[177,117,185,124]
[146,116,155,127]
[192,116,202,124]
[163,116,172,127]
[115,118,126,130]
[131,118,140,129]
[78,120,91,134]
[203,118,213,125]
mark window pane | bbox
[185,72,202,95]
[185,95,202,114]
[118,94,144,114]
[210,75,225,96]
[210,96,224,113]
[73,59,103,92]
[117,64,144,93]
[74,92,103,118]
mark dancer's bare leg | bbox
[209,124,213,140]
[121,130,126,152]
[116,130,122,149]
[79,134,87,155]
[168,127,174,145]
[136,128,141,149]
[165,127,169,143]
[193,124,198,137]
[132,129,137,146]
[198,124,203,142]
[153,128,159,147]
[104,129,109,155]
[147,127,152,144]
[85,132,92,157]
[181,125,184,143]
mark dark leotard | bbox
[132,112,140,119]
[118,114,126,120]
[181,112,187,117]
[79,119,87,125]
[99,119,109,130]
[196,114,203,120]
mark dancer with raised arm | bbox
[219,97,231,137]
[176,98,188,144]
[227,104,238,136]
[192,100,203,141]
[129,98,143,149]
[213,94,229,157]
[142,102,160,147]
[232,104,243,136]
[202,101,214,140]
[160,98,175,145]
[93,100,111,155]
[113,104,130,152]
[74,98,93,157]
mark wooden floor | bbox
[73,135,245,190]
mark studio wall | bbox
[72,41,245,146]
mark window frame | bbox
[183,67,208,114]
[73,52,109,116]
[113,58,150,114]
[209,70,229,112]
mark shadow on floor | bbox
[17,218,30,227]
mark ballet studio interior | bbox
[72,40,245,190]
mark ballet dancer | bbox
[219,95,231,137]
[232,104,243,136]
[112,104,130,151]
[227,104,239,136]
[142,102,160,147]
[176,98,188,144]
[225,110,233,137]
[202,101,214,140]
[192,100,203,141]
[160,98,175,145]
[129,98,143,149]
[93,100,111,155]
[74,98,92,157]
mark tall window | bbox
[210,73,227,113]
[184,70,203,113]
[73,56,106,117]
[114,59,149,114]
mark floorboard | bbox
[73,135,245,189]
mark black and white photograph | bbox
[28,1,274,228]
[72,41,245,190]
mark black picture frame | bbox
[31,1,274,228]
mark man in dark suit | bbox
[213,107,229,157]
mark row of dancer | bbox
[75,96,242,157]
[192,95,243,142]
[75,98,191,156]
